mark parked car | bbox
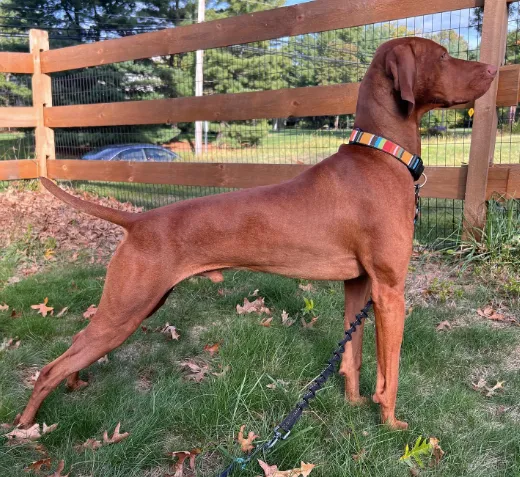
[81,144,179,162]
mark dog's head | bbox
[377,37,497,116]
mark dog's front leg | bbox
[339,275,371,405]
[371,282,408,430]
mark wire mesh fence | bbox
[0,2,519,244]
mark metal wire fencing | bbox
[1,2,519,243]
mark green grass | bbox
[0,262,519,476]
[0,132,34,161]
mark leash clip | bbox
[416,172,428,189]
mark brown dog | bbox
[16,37,496,430]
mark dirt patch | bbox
[0,184,142,276]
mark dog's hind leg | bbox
[16,246,181,428]
[339,275,371,405]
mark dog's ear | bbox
[385,43,416,116]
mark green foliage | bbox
[399,436,432,469]
[214,120,269,149]
[0,74,31,106]
[302,297,315,315]
[443,200,520,267]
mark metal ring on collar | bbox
[416,172,428,189]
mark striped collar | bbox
[348,128,424,181]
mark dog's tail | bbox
[40,177,136,228]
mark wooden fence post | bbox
[463,0,509,237]
[29,29,55,179]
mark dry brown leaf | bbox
[102,422,129,445]
[204,343,220,357]
[83,304,97,320]
[5,423,41,442]
[352,448,367,462]
[44,249,55,261]
[477,305,509,322]
[436,321,451,331]
[257,460,315,477]
[24,457,52,473]
[179,360,209,383]
[31,298,54,317]
[170,449,201,477]
[281,310,295,327]
[238,425,258,453]
[298,283,314,292]
[236,297,271,315]
[56,307,69,317]
[260,317,273,327]
[429,437,445,466]
[11,309,22,319]
[49,460,69,477]
[161,323,180,340]
[74,438,103,452]
[486,381,505,397]
[251,289,259,297]
[42,423,58,435]
[0,337,21,352]
[301,317,318,329]
[0,303,9,311]
[97,354,109,364]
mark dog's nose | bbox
[486,64,498,77]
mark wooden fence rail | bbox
[0,0,518,235]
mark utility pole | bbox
[194,0,205,156]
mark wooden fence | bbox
[0,0,519,232]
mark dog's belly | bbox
[240,256,365,281]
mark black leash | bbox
[218,299,374,477]
[218,174,425,476]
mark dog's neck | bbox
[353,69,422,157]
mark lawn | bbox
[0,249,519,476]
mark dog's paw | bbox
[66,379,89,392]
[384,418,408,430]
[345,393,369,406]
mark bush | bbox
[215,120,269,148]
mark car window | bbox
[115,149,146,161]
[144,148,175,162]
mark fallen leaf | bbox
[301,317,318,329]
[42,423,58,435]
[238,425,258,453]
[49,460,69,477]
[281,310,295,327]
[24,457,52,473]
[260,317,273,327]
[56,307,69,317]
[472,378,487,391]
[0,337,21,352]
[11,309,21,319]
[251,289,259,297]
[436,321,451,331]
[102,422,129,445]
[170,449,201,477]
[161,323,180,340]
[299,283,314,292]
[5,423,41,442]
[406,307,414,318]
[179,360,209,382]
[74,438,103,451]
[352,448,367,462]
[83,304,97,320]
[266,379,289,390]
[31,298,53,317]
[24,370,40,388]
[477,305,508,322]
[429,437,445,466]
[486,381,505,397]
[204,343,220,357]
[44,249,55,261]
[0,303,9,311]
[236,297,271,315]
[97,354,109,364]
[257,460,315,477]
